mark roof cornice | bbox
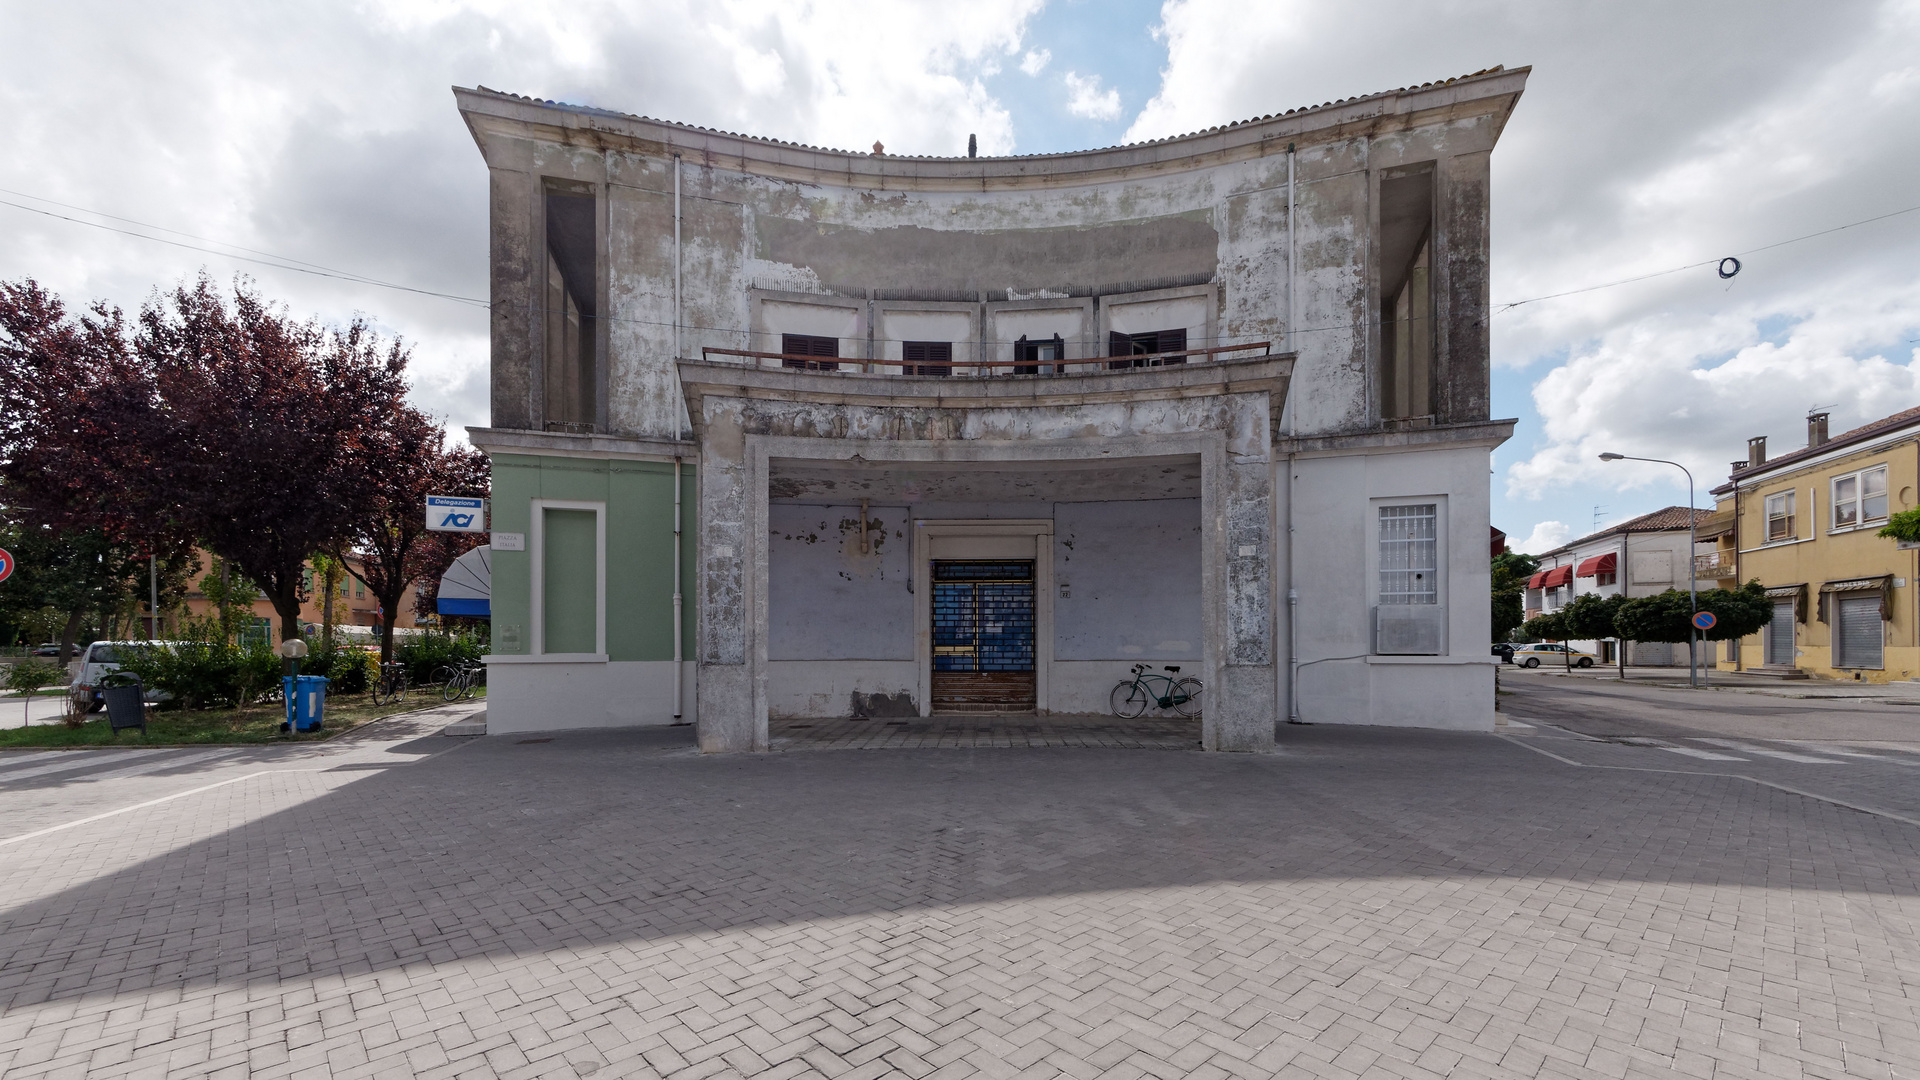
[453,66,1528,191]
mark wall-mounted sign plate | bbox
[427,495,487,533]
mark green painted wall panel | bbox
[486,453,695,661]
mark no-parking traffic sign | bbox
[0,548,14,584]
[1691,611,1716,631]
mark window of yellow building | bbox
[1765,490,1796,542]
[1832,465,1888,530]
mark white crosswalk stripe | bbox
[0,751,165,782]
[1692,738,1842,764]
[1658,746,1747,761]
[82,749,239,780]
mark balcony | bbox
[701,341,1274,377]
[1694,551,1737,579]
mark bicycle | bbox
[435,659,485,702]
[370,662,409,706]
[1110,663,1203,718]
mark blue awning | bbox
[436,545,491,619]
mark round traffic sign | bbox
[1691,610,1717,630]
[0,548,14,584]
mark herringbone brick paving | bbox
[0,721,1917,1078]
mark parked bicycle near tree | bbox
[370,662,408,706]
[1110,664,1203,718]
[435,659,485,702]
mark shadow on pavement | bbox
[0,722,1916,1011]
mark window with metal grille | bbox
[904,340,952,377]
[1765,490,1795,542]
[780,333,839,372]
[1835,594,1884,669]
[1107,328,1188,370]
[1832,465,1888,530]
[1379,504,1438,604]
[1013,333,1064,375]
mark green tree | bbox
[1613,582,1773,671]
[1878,508,1920,543]
[4,658,58,725]
[1491,551,1539,642]
[1521,611,1566,642]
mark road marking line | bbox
[1657,746,1747,761]
[1691,739,1841,764]
[1495,734,1920,829]
[83,748,239,780]
[0,750,166,781]
[0,770,328,848]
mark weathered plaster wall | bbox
[767,503,912,661]
[466,81,1515,444]
[1054,500,1202,661]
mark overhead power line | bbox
[0,193,490,309]
[1495,202,1920,312]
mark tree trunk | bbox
[1618,640,1629,680]
[375,582,406,665]
[57,609,83,669]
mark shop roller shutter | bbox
[1835,595,1883,669]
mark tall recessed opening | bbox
[1379,167,1434,422]
[544,186,597,432]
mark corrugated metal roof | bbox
[463,66,1516,161]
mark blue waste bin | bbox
[283,675,330,732]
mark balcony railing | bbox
[700,341,1274,376]
[1694,551,1736,578]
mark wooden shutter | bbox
[1108,330,1132,370]
[780,334,839,372]
[905,341,951,376]
[1156,327,1188,365]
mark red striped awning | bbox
[1576,553,1616,577]
[1527,570,1548,589]
[1540,565,1573,588]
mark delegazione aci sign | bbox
[426,495,487,533]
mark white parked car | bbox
[67,641,178,711]
[1510,643,1598,668]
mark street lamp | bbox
[1599,452,1703,688]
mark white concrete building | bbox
[456,66,1530,749]
[1525,507,1717,665]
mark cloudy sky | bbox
[3,0,1917,553]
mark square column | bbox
[694,402,767,752]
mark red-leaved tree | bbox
[2,276,417,644]
[335,407,489,664]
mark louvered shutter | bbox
[1156,327,1188,365]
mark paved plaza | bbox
[0,699,1918,1079]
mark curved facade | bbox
[459,66,1526,747]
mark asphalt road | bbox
[1498,666,1920,824]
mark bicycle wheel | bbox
[1171,677,1204,717]
[1110,681,1150,718]
[371,676,391,706]
[440,668,468,702]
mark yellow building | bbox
[1705,406,1919,682]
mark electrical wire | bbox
[0,197,490,308]
[1495,202,1920,312]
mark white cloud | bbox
[1021,47,1051,76]
[1516,521,1572,555]
[1063,71,1122,120]
[1124,0,1920,526]
[0,0,1045,433]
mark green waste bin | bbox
[283,675,330,733]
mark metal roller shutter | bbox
[1766,601,1794,665]
[1835,595,1884,669]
